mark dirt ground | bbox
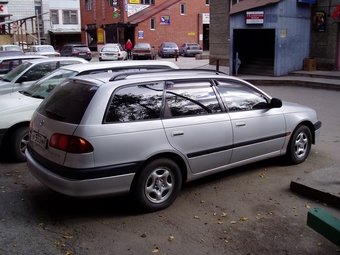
[0,86,339,255]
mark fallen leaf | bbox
[306,204,311,209]
[218,221,223,225]
[201,238,205,243]
[221,212,227,217]
[151,247,160,253]
[240,217,248,221]
[63,232,73,239]
[230,221,236,224]
[66,251,74,255]
[200,200,206,203]
[194,216,199,219]
[168,235,174,242]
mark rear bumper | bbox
[26,148,134,198]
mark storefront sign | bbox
[246,11,264,24]
[129,0,141,3]
[312,11,326,32]
[202,13,210,24]
[97,28,104,43]
[138,31,144,39]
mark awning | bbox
[229,0,281,15]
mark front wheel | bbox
[131,158,182,213]
[285,125,312,164]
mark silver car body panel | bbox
[26,72,321,198]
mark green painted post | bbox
[307,207,340,247]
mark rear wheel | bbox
[285,125,312,164]
[131,157,182,212]
[8,127,29,162]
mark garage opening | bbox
[233,29,275,76]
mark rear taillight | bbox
[50,133,93,153]
[187,47,190,50]
[55,53,61,57]
[86,51,92,56]
[71,52,78,56]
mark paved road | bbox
[1,58,340,254]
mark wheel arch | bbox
[130,152,188,190]
[292,121,316,144]
[1,121,29,148]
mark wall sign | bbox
[246,11,264,24]
[160,15,170,26]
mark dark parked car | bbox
[59,44,92,61]
[158,42,179,58]
[179,43,203,57]
[132,42,154,60]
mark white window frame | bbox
[150,18,155,30]
[85,0,92,11]
[180,3,186,15]
[50,9,59,24]
[63,10,78,24]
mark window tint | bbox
[38,80,98,124]
[24,62,59,81]
[215,79,268,111]
[105,82,164,122]
[165,79,221,117]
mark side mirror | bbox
[270,98,282,108]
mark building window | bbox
[180,4,186,15]
[63,10,78,24]
[85,0,92,11]
[50,10,59,24]
[141,0,154,4]
[150,18,155,30]
[109,0,118,6]
[206,0,210,5]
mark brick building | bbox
[80,0,210,52]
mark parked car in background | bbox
[59,44,92,61]
[25,45,60,57]
[0,44,23,52]
[26,69,321,213]
[179,43,203,57]
[132,42,154,60]
[0,57,88,95]
[99,44,127,61]
[0,55,47,77]
[0,60,179,162]
[0,51,24,57]
[158,42,179,58]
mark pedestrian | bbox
[125,39,133,59]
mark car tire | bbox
[131,157,182,213]
[285,125,312,164]
[9,126,29,162]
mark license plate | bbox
[31,131,47,149]
[79,53,86,55]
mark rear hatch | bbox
[28,79,98,166]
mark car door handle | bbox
[171,131,184,137]
[236,122,246,127]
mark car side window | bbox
[24,62,58,81]
[215,79,268,112]
[105,82,164,123]
[165,79,221,117]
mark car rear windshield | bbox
[37,80,98,124]
[74,46,90,52]
[1,61,32,82]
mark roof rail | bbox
[109,69,226,81]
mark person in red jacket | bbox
[125,39,133,59]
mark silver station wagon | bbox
[26,70,322,213]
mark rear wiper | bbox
[45,109,65,119]
[31,94,45,99]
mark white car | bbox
[0,57,87,95]
[0,60,179,162]
[99,44,127,61]
[0,55,47,78]
[25,45,60,57]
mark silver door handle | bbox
[236,122,246,127]
[172,131,184,137]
